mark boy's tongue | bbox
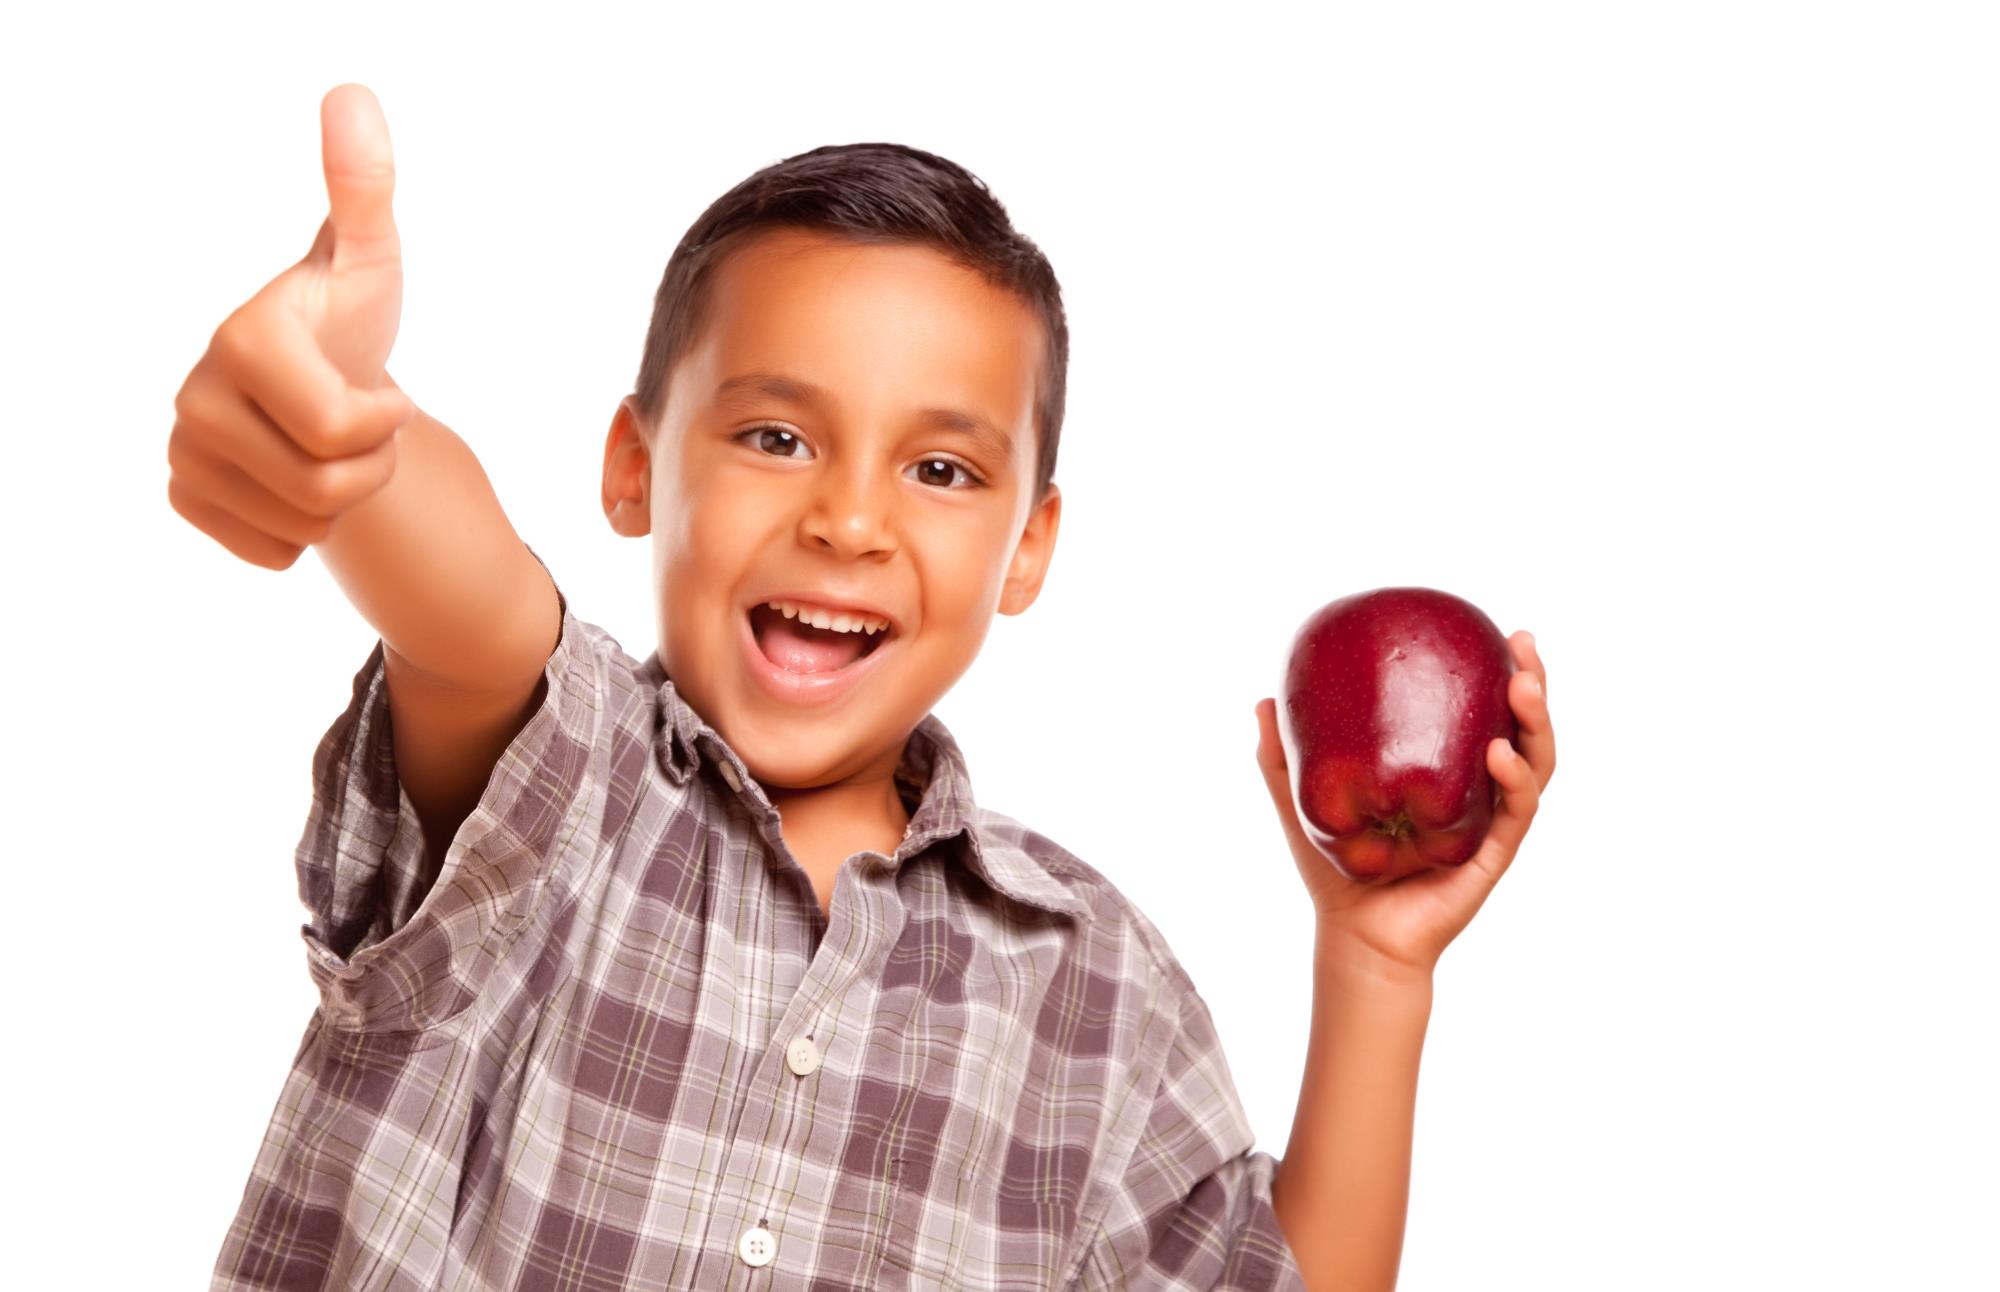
[755,606,870,673]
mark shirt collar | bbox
[644,656,1090,925]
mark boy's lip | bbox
[739,600,898,707]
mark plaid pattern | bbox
[212,564,1304,1290]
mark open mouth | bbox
[747,603,894,674]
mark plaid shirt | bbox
[212,564,1305,1291]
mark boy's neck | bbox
[763,771,913,913]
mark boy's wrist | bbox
[1312,918,1437,998]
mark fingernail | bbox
[1527,674,1542,695]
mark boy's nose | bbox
[798,469,895,560]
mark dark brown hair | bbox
[630,142,1067,504]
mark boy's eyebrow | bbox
[714,371,1015,469]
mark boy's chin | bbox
[727,721,903,793]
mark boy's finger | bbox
[1255,701,1315,848]
[176,372,398,518]
[1509,670,1557,788]
[319,84,400,264]
[1513,629,1547,696]
[168,435,335,547]
[1255,699,1294,784]
[211,302,409,459]
[165,479,307,572]
[1482,737,1540,857]
[1253,698,1278,767]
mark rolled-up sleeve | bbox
[1069,982,1306,1291]
[293,550,610,1035]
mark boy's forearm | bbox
[1272,932,1433,1292]
[315,397,555,690]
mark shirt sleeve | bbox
[1068,980,1307,1291]
[292,545,613,1036]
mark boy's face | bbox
[602,226,1061,794]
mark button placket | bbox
[711,873,896,1283]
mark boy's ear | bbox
[603,395,651,538]
[998,482,1061,616]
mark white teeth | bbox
[763,598,890,635]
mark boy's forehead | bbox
[683,228,1044,437]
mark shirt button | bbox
[785,1036,821,1077]
[738,1224,776,1267]
[716,760,742,792]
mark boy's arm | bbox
[315,399,560,873]
[165,85,559,874]
[1270,935,1434,1292]
[1252,638,1554,1291]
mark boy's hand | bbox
[1253,631,1557,986]
[167,83,413,570]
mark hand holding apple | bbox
[1253,589,1556,982]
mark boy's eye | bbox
[737,425,985,490]
[740,426,811,459]
[907,458,984,490]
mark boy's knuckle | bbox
[211,313,263,377]
[290,398,346,456]
[332,396,383,447]
[165,477,198,525]
[172,369,221,432]
[296,463,346,515]
[165,433,207,491]
[165,420,189,469]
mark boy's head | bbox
[601,143,1068,800]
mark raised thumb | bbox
[319,84,398,256]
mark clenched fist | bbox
[167,84,415,570]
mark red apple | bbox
[1276,587,1518,885]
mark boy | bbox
[173,85,1556,1291]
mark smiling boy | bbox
[176,86,1555,1292]
[612,221,1060,894]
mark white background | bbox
[5,2,1995,1287]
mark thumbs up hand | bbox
[168,84,416,570]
